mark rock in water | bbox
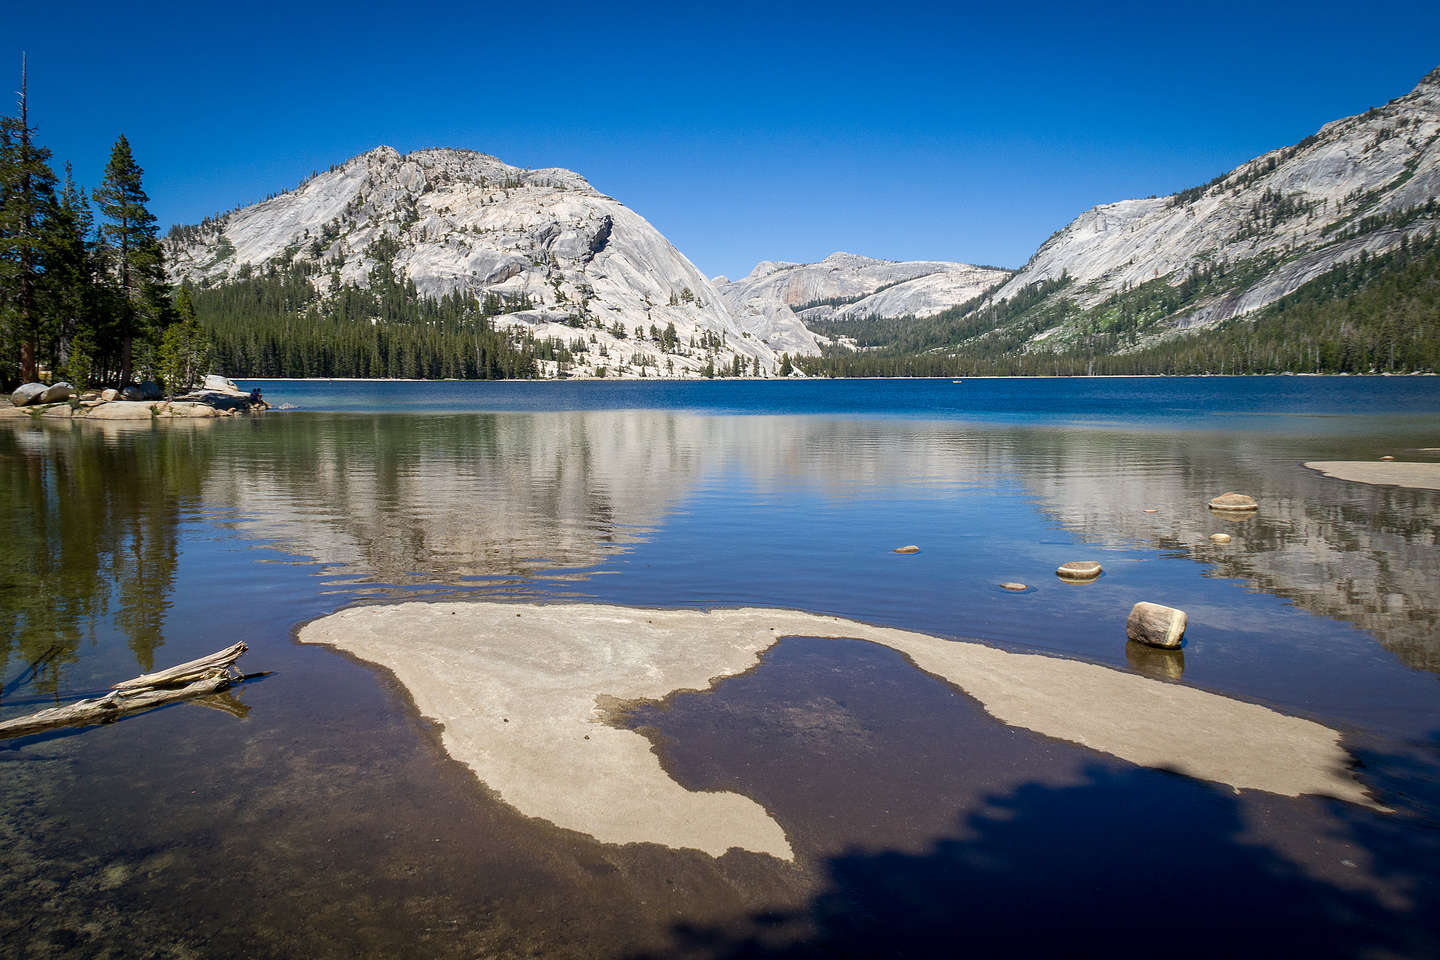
[1127,602,1188,649]
[893,545,920,554]
[1000,582,1028,592]
[10,383,47,406]
[1208,492,1258,512]
[40,382,73,403]
[1056,560,1103,581]
[1210,533,1232,544]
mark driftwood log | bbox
[0,642,248,740]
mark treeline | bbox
[800,230,1440,377]
[0,64,208,391]
[189,249,537,379]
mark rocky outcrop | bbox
[714,252,1010,352]
[40,383,73,403]
[167,147,791,378]
[981,66,1440,343]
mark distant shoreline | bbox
[233,373,1439,382]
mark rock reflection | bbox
[1001,428,1440,672]
[1125,640,1186,680]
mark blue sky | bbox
[8,1,1440,278]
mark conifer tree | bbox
[49,164,101,381]
[94,134,167,384]
[157,287,210,391]
[0,55,59,382]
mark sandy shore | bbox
[298,602,1378,860]
[1304,460,1440,490]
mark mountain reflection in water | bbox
[3,410,1437,698]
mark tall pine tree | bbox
[93,134,167,385]
[48,163,102,383]
[0,54,59,383]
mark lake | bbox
[2,376,1438,958]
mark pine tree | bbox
[0,55,60,383]
[93,134,167,384]
[157,287,210,391]
[49,164,100,382]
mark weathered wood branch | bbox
[112,642,247,690]
[0,644,250,741]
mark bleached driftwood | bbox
[0,642,248,740]
[112,642,247,690]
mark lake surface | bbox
[2,377,1438,957]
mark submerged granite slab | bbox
[298,602,1380,860]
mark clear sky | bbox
[8,0,1440,278]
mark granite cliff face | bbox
[983,66,1440,345]
[714,253,1010,349]
[167,147,798,377]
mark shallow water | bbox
[2,377,1438,957]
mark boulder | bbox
[1126,602,1188,649]
[203,374,242,394]
[1056,560,1103,581]
[1000,582,1028,592]
[1209,533,1232,544]
[40,382,73,403]
[1379,455,1395,461]
[10,383,48,406]
[1208,492,1258,512]
[120,382,162,402]
[100,388,118,402]
[82,401,161,420]
[893,545,920,554]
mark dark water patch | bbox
[623,638,1440,957]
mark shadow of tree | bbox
[640,751,1440,959]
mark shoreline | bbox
[232,372,1440,382]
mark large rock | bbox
[1126,602,1188,649]
[40,382,73,403]
[120,381,163,402]
[203,374,242,394]
[1056,560,1103,581]
[10,383,47,406]
[100,388,118,402]
[1208,492,1258,512]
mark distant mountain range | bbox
[169,66,1440,377]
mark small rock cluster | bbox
[5,375,268,421]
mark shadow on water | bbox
[617,636,1440,959]
[640,755,1440,959]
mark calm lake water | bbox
[2,376,1438,958]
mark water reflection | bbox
[2,410,1437,705]
[0,423,210,700]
